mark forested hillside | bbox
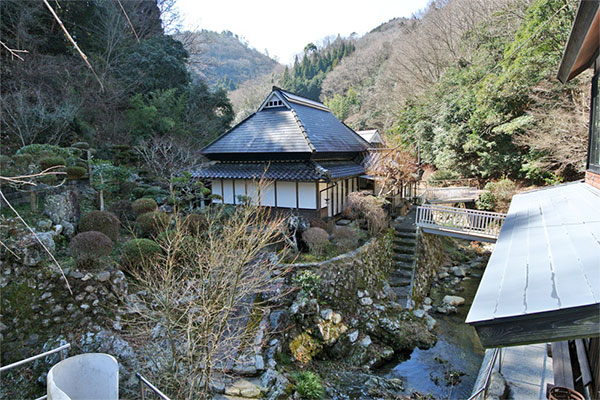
[1,0,233,155]
[228,36,356,121]
[321,0,588,182]
[178,30,280,90]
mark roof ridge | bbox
[289,107,316,153]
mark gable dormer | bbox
[258,92,288,111]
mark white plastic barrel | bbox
[47,353,118,400]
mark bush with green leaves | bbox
[132,198,158,216]
[90,160,132,211]
[16,144,73,160]
[65,166,87,179]
[121,238,162,267]
[39,156,65,171]
[69,231,114,269]
[136,211,170,237]
[293,371,325,400]
[293,270,322,297]
[79,211,120,241]
[477,178,516,213]
[302,227,330,256]
[11,153,33,170]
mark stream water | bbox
[381,265,486,399]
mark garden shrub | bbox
[136,211,170,237]
[293,371,325,400]
[333,226,359,251]
[11,153,33,169]
[308,218,328,231]
[79,210,120,241]
[302,227,330,256]
[344,191,387,235]
[65,166,87,179]
[293,270,321,297]
[132,198,158,216]
[109,199,134,222]
[39,156,65,171]
[17,144,73,160]
[428,169,459,185]
[143,186,165,197]
[121,238,161,267]
[477,178,516,213]
[131,187,147,199]
[69,231,114,268]
[183,213,208,236]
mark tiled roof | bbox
[202,88,369,156]
[191,160,364,181]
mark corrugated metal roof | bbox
[191,160,364,181]
[203,89,369,156]
[466,181,600,325]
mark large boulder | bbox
[21,232,56,266]
[44,190,80,225]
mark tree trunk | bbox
[99,174,105,211]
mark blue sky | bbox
[176,0,431,65]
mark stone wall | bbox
[411,230,447,307]
[290,231,395,309]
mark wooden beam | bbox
[471,304,600,348]
[274,181,278,208]
[295,181,299,209]
[232,179,236,205]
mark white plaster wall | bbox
[299,182,316,209]
[47,354,118,400]
[261,182,275,207]
[247,180,259,204]
[319,182,328,209]
[211,180,222,203]
[234,179,246,203]
[277,181,296,208]
[223,179,234,204]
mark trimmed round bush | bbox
[79,210,120,241]
[69,231,114,266]
[11,153,33,169]
[302,227,330,256]
[334,226,359,251]
[308,218,329,231]
[39,156,66,171]
[143,186,164,197]
[136,211,170,237]
[109,199,134,222]
[121,238,161,266]
[183,213,208,236]
[65,166,87,179]
[132,198,158,216]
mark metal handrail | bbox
[416,204,506,239]
[468,348,502,400]
[137,372,171,400]
[0,343,70,373]
[0,343,70,400]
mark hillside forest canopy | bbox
[0,0,591,186]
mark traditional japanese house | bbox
[466,2,599,398]
[193,87,370,218]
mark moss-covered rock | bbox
[289,332,323,364]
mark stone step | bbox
[389,275,411,287]
[396,261,414,271]
[394,253,415,263]
[392,285,412,299]
[395,227,417,234]
[394,269,413,278]
[394,245,415,255]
